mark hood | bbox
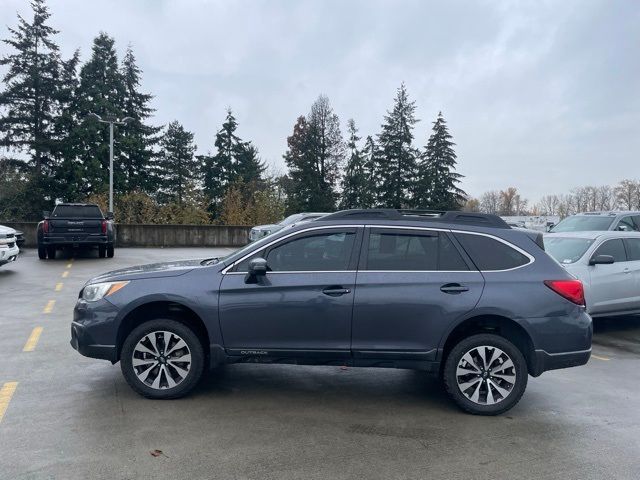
[0,225,16,236]
[88,258,207,283]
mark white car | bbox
[249,213,328,242]
[544,231,640,317]
[0,225,20,267]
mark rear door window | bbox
[454,233,530,271]
[363,230,469,271]
[592,239,627,262]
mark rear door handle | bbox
[322,286,351,297]
[440,283,469,294]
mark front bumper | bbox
[71,298,119,363]
[0,244,19,266]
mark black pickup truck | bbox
[37,203,116,259]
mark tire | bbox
[46,245,56,260]
[120,319,205,399]
[38,244,47,260]
[443,334,528,415]
[98,245,106,258]
[106,244,115,258]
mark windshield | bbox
[218,230,284,266]
[544,237,595,264]
[280,214,303,226]
[550,216,613,232]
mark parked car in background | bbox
[550,211,640,233]
[545,231,640,317]
[72,209,591,415]
[37,203,116,259]
[13,229,25,248]
[249,212,328,241]
[0,224,20,267]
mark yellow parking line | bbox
[592,354,610,361]
[0,382,18,424]
[61,271,69,278]
[43,300,55,314]
[23,327,43,352]
[55,283,63,292]
[66,262,73,268]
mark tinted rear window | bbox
[625,238,640,261]
[455,233,530,271]
[52,205,103,218]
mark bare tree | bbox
[499,187,519,215]
[597,185,614,211]
[537,194,560,215]
[615,179,639,210]
[462,197,480,212]
[479,190,500,214]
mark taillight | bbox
[43,219,49,233]
[544,280,585,306]
[101,220,107,234]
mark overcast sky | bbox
[1,0,639,204]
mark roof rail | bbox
[319,209,510,229]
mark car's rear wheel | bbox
[443,334,528,415]
[106,244,115,258]
[98,245,106,258]
[37,244,46,260]
[120,319,204,399]
[46,246,56,260]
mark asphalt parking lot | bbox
[1,248,639,479]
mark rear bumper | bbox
[41,234,110,245]
[530,348,591,376]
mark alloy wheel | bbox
[455,345,516,405]
[131,331,192,390]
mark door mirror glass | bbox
[247,257,268,276]
[589,254,615,265]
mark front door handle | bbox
[322,286,351,297]
[440,283,469,294]
[623,268,631,274]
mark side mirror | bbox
[247,257,268,277]
[43,211,50,219]
[106,211,114,220]
[589,254,615,265]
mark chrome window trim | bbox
[221,223,535,274]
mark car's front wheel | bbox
[443,333,528,415]
[120,319,205,399]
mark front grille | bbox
[8,242,15,248]
[0,233,14,240]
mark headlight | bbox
[82,281,129,302]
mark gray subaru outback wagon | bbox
[71,209,592,415]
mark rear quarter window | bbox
[454,233,530,271]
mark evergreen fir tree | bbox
[283,115,314,214]
[75,32,126,197]
[51,50,82,202]
[0,0,61,213]
[359,135,378,208]
[156,121,197,205]
[416,112,466,210]
[375,83,419,209]
[339,119,368,209]
[201,108,264,216]
[119,45,161,193]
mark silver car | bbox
[249,213,328,242]
[550,211,640,233]
[544,231,640,317]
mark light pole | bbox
[86,113,134,213]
